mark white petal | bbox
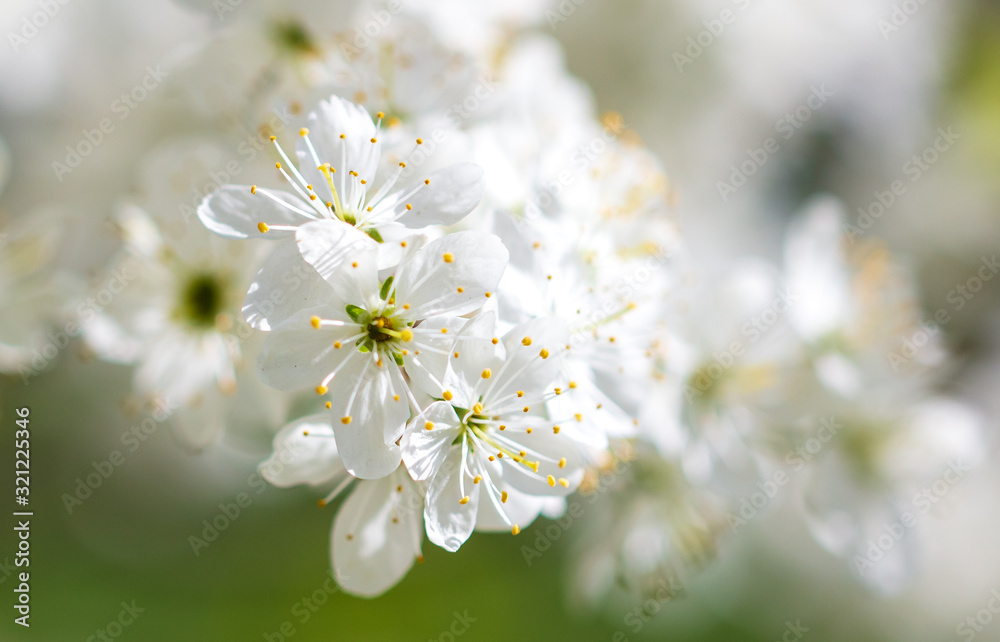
[401,316,469,399]
[307,240,381,310]
[332,469,422,598]
[243,239,341,331]
[487,317,568,405]
[393,231,508,318]
[258,309,360,391]
[400,402,462,481]
[784,196,852,340]
[295,218,376,284]
[197,185,308,239]
[296,95,381,191]
[391,164,484,228]
[330,364,409,479]
[260,414,344,487]
[424,446,479,552]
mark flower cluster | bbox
[6,0,974,608]
[193,89,635,595]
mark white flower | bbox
[261,415,424,598]
[783,196,946,396]
[400,318,585,551]
[636,262,799,487]
[197,95,485,264]
[258,231,508,479]
[797,398,984,594]
[82,205,285,448]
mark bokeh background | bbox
[2,0,999,640]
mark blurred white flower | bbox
[82,205,285,448]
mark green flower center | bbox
[178,273,227,329]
